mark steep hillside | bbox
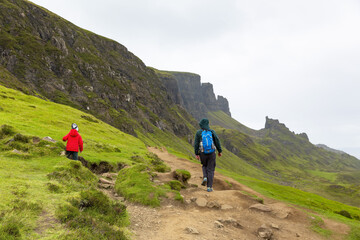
[210,112,360,207]
[0,0,196,141]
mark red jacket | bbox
[63,129,83,152]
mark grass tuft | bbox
[115,164,168,207]
[167,180,185,191]
[12,199,42,213]
[56,203,80,223]
[348,225,360,240]
[13,133,30,143]
[46,182,62,193]
[173,169,191,184]
[310,215,332,237]
[148,152,171,173]
[174,191,184,202]
[0,124,16,137]
[47,160,98,189]
[335,210,352,219]
[0,217,22,240]
[56,188,129,240]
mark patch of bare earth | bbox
[101,147,350,240]
[34,211,59,236]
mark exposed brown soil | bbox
[98,147,350,240]
[125,147,350,240]
[34,210,60,235]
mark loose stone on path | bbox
[249,203,272,212]
[214,221,224,228]
[196,197,207,207]
[99,178,113,185]
[207,201,221,209]
[221,204,233,210]
[185,227,200,234]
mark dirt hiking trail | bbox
[100,147,350,240]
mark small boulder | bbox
[196,197,207,207]
[270,223,280,230]
[116,196,125,202]
[98,183,111,189]
[218,218,243,229]
[99,178,113,185]
[221,204,233,210]
[249,204,272,212]
[207,201,221,209]
[43,136,57,143]
[102,172,117,179]
[275,210,291,219]
[12,149,22,154]
[185,227,199,234]
[190,197,197,202]
[214,221,224,228]
[257,224,273,239]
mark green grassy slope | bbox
[0,85,180,239]
[0,85,147,165]
[208,111,360,207]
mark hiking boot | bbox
[201,177,207,186]
[207,187,213,192]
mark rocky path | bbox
[99,147,350,240]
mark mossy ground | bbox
[115,164,169,207]
[0,85,148,239]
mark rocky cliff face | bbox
[155,70,231,120]
[0,0,195,138]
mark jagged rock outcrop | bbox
[265,116,289,131]
[156,70,231,120]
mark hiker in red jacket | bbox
[63,123,83,160]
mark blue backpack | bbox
[201,130,215,154]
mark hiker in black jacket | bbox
[194,118,222,192]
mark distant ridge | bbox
[316,144,347,155]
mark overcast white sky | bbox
[30,0,360,158]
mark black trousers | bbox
[200,152,216,188]
[66,151,78,160]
